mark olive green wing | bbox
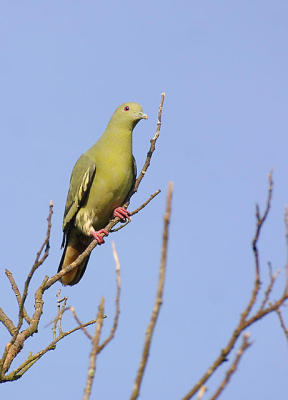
[62,154,96,235]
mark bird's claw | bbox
[113,207,131,221]
[90,228,109,244]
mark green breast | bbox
[75,131,134,234]
[87,154,133,228]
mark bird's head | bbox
[110,102,148,131]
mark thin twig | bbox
[245,171,273,320]
[14,201,53,340]
[56,291,67,336]
[98,242,121,353]
[259,264,280,311]
[5,270,31,324]
[130,189,161,216]
[111,189,161,233]
[274,207,288,340]
[131,93,165,197]
[209,334,252,400]
[83,298,105,400]
[276,308,288,341]
[130,182,173,400]
[69,306,92,340]
[49,292,68,339]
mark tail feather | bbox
[58,236,90,286]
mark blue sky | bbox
[1,1,288,399]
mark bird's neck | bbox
[102,123,132,146]
[91,123,133,160]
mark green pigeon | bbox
[58,102,148,285]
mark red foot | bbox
[113,207,130,221]
[90,228,109,244]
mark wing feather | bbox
[62,154,96,235]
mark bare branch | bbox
[83,297,105,400]
[131,93,165,196]
[274,207,288,340]
[69,306,92,340]
[245,170,273,320]
[0,203,53,377]
[181,171,288,400]
[5,270,31,324]
[50,291,68,339]
[14,201,53,340]
[130,189,161,216]
[98,242,121,353]
[0,308,16,336]
[111,189,161,233]
[210,333,252,400]
[130,181,173,400]
[276,308,288,341]
[259,264,280,311]
[1,316,99,382]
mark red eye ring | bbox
[124,106,129,111]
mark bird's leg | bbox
[90,228,109,244]
[113,207,131,221]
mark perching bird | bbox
[58,102,148,285]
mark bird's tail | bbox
[58,237,90,286]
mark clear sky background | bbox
[1,1,288,399]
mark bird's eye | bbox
[124,106,129,111]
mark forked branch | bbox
[182,172,288,399]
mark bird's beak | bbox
[138,112,148,120]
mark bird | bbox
[58,102,148,285]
